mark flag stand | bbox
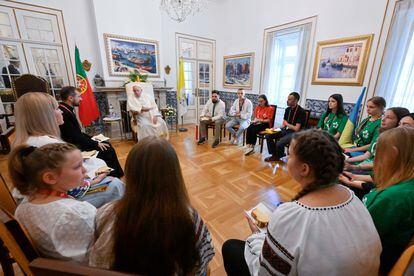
[179,115,188,132]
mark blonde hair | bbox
[374,127,414,189]
[12,92,60,148]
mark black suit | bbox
[59,102,124,177]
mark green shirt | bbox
[354,117,381,147]
[317,112,348,136]
[363,179,414,269]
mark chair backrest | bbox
[303,109,311,129]
[0,207,38,275]
[0,173,16,214]
[30,258,135,276]
[125,82,155,109]
[12,74,51,98]
[389,244,414,276]
[270,104,277,128]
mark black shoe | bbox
[264,155,279,162]
[197,137,206,145]
[212,140,219,148]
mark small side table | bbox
[103,117,125,140]
[160,109,178,132]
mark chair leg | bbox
[243,131,246,146]
[260,137,264,153]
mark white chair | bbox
[125,82,156,140]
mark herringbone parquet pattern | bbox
[0,125,301,275]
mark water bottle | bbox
[109,103,115,117]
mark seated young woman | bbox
[339,107,409,199]
[244,94,275,156]
[9,143,95,263]
[89,136,214,275]
[317,94,348,140]
[399,113,414,128]
[343,96,385,157]
[12,92,124,208]
[222,129,381,276]
[362,127,414,273]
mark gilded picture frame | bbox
[312,34,374,86]
[104,33,160,78]
[223,52,254,89]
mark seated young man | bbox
[264,92,306,162]
[197,90,226,148]
[59,86,124,178]
[225,88,253,145]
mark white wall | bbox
[15,0,391,104]
[214,0,389,103]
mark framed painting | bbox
[312,34,373,86]
[223,52,254,89]
[104,33,160,78]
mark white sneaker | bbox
[244,146,254,156]
[230,137,237,145]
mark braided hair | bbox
[290,129,345,201]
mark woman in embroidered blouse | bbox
[12,92,124,208]
[343,96,385,157]
[317,94,348,140]
[363,127,414,274]
[222,129,381,276]
[244,94,275,156]
[89,136,214,275]
[9,143,96,263]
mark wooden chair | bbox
[0,173,16,214]
[11,74,51,99]
[0,207,131,275]
[256,105,277,153]
[206,121,226,142]
[303,109,311,129]
[389,245,414,276]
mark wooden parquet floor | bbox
[0,125,301,276]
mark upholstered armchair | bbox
[11,74,51,98]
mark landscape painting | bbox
[223,53,254,89]
[104,34,160,78]
[312,34,373,86]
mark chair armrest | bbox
[29,258,135,276]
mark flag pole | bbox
[179,115,187,132]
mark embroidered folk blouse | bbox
[244,186,381,276]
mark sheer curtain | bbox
[262,23,312,108]
[376,0,414,109]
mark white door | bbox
[197,61,212,119]
[182,60,197,124]
[176,33,215,124]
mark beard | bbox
[212,99,218,103]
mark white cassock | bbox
[127,93,169,140]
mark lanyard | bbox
[287,106,298,124]
[36,188,73,199]
[59,104,75,117]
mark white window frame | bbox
[259,16,317,107]
[0,0,74,101]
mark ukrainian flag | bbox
[339,87,366,148]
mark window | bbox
[376,0,414,110]
[261,23,313,109]
[0,3,72,104]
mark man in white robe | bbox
[127,85,169,140]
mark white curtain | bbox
[262,23,312,108]
[376,0,414,109]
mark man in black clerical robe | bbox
[59,86,124,178]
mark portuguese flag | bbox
[75,46,99,126]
